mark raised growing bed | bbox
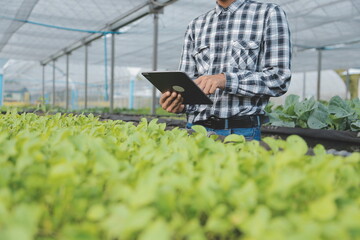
[261,125,360,152]
[1,112,359,239]
[3,111,359,152]
[95,113,359,152]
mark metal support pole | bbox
[151,12,159,115]
[302,71,306,100]
[316,49,322,101]
[42,64,45,103]
[110,34,115,113]
[52,60,56,107]
[66,53,70,110]
[129,78,135,109]
[346,69,350,100]
[104,35,109,101]
[85,44,89,109]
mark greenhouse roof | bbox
[0,0,360,73]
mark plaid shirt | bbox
[179,0,291,123]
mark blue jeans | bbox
[186,123,261,141]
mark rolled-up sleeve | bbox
[224,5,292,97]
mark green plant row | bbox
[2,95,359,131]
[0,105,175,116]
[0,112,359,240]
[265,95,360,131]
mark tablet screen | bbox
[141,71,213,104]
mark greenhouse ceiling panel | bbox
[0,0,359,72]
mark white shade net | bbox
[0,0,359,104]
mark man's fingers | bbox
[203,81,212,95]
[160,92,184,113]
[169,94,183,113]
[178,104,185,112]
[159,91,171,105]
[162,92,177,110]
[175,92,183,103]
[196,76,213,93]
[173,104,184,113]
[195,77,206,90]
[171,103,184,113]
[199,81,207,92]
[166,96,177,112]
[161,96,172,110]
[166,93,183,112]
[194,77,203,85]
[195,74,226,94]
[209,84,218,94]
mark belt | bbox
[193,115,268,129]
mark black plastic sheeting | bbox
[99,114,360,152]
[261,125,360,152]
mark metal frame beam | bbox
[37,0,178,112]
[0,0,39,53]
[84,44,89,109]
[345,69,350,100]
[110,34,115,113]
[151,11,160,115]
[66,53,70,110]
[302,71,306,100]
[52,60,56,106]
[316,49,322,100]
[40,0,178,65]
[104,36,109,101]
[41,63,45,102]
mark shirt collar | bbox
[215,0,246,16]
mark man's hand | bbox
[194,73,226,95]
[159,91,185,113]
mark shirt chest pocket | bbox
[230,40,260,70]
[192,45,210,75]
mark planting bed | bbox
[0,112,359,240]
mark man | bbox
[160,0,291,141]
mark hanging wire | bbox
[149,0,177,8]
[0,15,122,35]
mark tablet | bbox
[141,71,213,104]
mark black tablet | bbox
[141,71,213,104]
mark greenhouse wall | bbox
[3,60,358,110]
